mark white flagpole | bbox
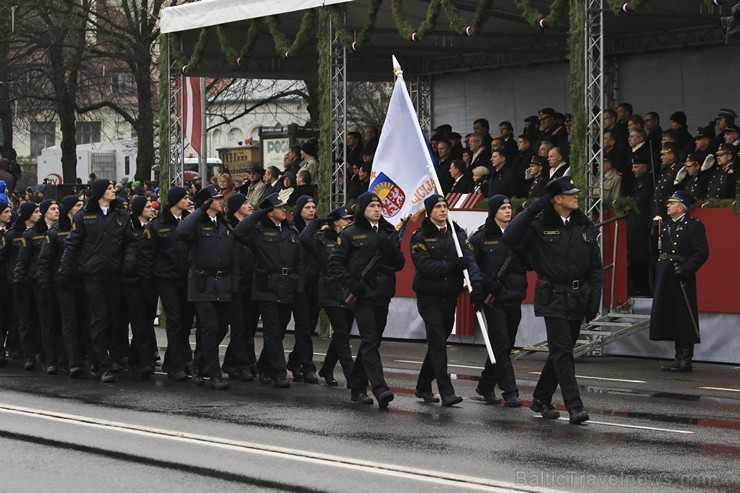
[391,56,495,364]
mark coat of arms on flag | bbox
[369,172,406,218]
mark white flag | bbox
[369,60,438,227]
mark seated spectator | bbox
[471,166,490,194]
[669,111,693,152]
[488,149,524,198]
[461,149,473,169]
[546,147,570,180]
[278,172,295,204]
[299,141,319,185]
[448,160,472,194]
[289,169,317,206]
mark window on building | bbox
[111,71,135,94]
[76,121,101,144]
[30,122,55,156]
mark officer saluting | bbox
[176,184,234,390]
[650,191,708,372]
[504,176,603,424]
[328,192,405,408]
[234,193,304,389]
[410,194,482,407]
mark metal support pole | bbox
[410,75,432,137]
[329,11,347,209]
[168,50,184,187]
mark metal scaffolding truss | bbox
[585,0,605,311]
[329,11,347,210]
[168,49,184,187]
[409,75,432,136]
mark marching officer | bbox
[176,184,234,390]
[650,191,709,372]
[299,205,356,386]
[504,176,603,424]
[328,192,405,408]
[59,179,137,383]
[140,186,194,381]
[121,196,157,376]
[410,194,482,407]
[17,199,61,373]
[37,195,89,378]
[222,193,259,382]
[286,195,319,384]
[469,195,528,407]
[234,193,304,389]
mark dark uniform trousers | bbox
[320,306,355,381]
[193,300,231,378]
[123,284,157,367]
[34,283,63,367]
[533,317,584,411]
[83,277,123,372]
[0,281,18,359]
[54,282,90,369]
[287,294,316,374]
[258,301,293,378]
[13,283,39,362]
[157,280,194,375]
[224,288,259,372]
[415,295,457,397]
[348,302,389,394]
[479,303,521,396]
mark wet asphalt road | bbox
[0,331,738,493]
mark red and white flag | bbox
[181,76,202,155]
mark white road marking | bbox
[0,403,558,493]
[533,416,693,434]
[395,359,484,370]
[528,372,646,384]
[700,387,740,393]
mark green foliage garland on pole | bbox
[514,0,567,26]
[159,33,170,190]
[317,8,332,217]
[216,20,260,65]
[265,9,317,56]
[568,1,586,194]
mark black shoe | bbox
[169,371,188,382]
[375,389,394,409]
[351,391,373,405]
[259,374,272,385]
[139,365,155,378]
[184,361,195,376]
[568,407,590,424]
[318,370,338,387]
[503,393,523,407]
[23,359,34,371]
[671,360,693,372]
[530,398,560,419]
[272,375,291,388]
[100,371,115,383]
[46,364,58,375]
[69,366,84,379]
[88,365,100,379]
[475,387,501,405]
[192,367,205,386]
[414,390,440,403]
[303,371,319,384]
[661,359,680,371]
[210,376,230,390]
[442,394,463,407]
[237,369,255,382]
[288,365,304,382]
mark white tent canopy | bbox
[160,0,352,34]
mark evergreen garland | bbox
[317,8,332,215]
[514,0,567,27]
[390,0,495,40]
[171,28,209,73]
[568,1,586,195]
[158,34,171,187]
[265,9,316,57]
[215,20,260,65]
[328,0,382,48]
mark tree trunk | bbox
[134,57,155,182]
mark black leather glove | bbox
[585,311,598,323]
[529,193,553,215]
[348,280,366,299]
[470,282,485,311]
[450,256,470,271]
[483,278,502,296]
[674,264,685,281]
[199,198,214,211]
[377,237,397,254]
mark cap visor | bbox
[561,188,580,195]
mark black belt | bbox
[541,277,586,290]
[658,253,685,262]
[267,267,295,276]
[196,268,230,279]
